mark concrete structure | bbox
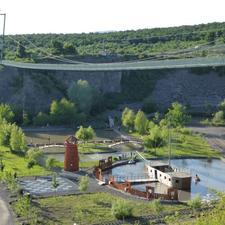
[146,162,191,190]
[64,136,79,172]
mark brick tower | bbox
[64,136,79,172]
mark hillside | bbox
[4,22,225,62]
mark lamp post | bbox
[0,12,6,62]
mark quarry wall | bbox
[0,65,225,114]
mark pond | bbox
[105,159,225,201]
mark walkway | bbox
[3,56,225,71]
[0,184,14,225]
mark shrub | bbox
[121,107,135,131]
[111,200,133,220]
[26,148,43,165]
[33,112,50,126]
[27,159,36,169]
[151,199,164,215]
[45,157,57,170]
[212,111,225,125]
[0,104,15,123]
[78,175,89,192]
[188,194,202,210]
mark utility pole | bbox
[0,12,6,62]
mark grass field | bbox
[0,146,48,177]
[130,130,221,158]
[36,192,185,225]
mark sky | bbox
[1,0,225,35]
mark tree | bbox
[111,200,133,220]
[144,125,167,155]
[212,111,224,125]
[63,42,77,55]
[68,80,96,114]
[165,102,190,128]
[50,98,77,125]
[134,110,148,134]
[16,42,26,58]
[0,104,14,123]
[78,175,89,192]
[206,31,216,44]
[75,126,95,143]
[9,124,27,153]
[51,40,63,54]
[33,112,50,126]
[0,121,12,146]
[218,99,225,112]
[121,107,135,131]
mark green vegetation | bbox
[201,99,225,126]
[0,104,14,123]
[134,110,148,135]
[0,146,47,177]
[164,102,191,128]
[5,22,225,61]
[34,192,184,225]
[187,194,202,210]
[111,200,133,219]
[121,107,135,131]
[68,79,101,114]
[75,125,95,143]
[78,175,89,192]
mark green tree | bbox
[75,126,95,143]
[218,99,225,112]
[33,112,50,126]
[165,102,190,128]
[9,124,27,153]
[51,40,63,54]
[144,125,167,155]
[50,98,77,125]
[212,110,224,125]
[68,80,96,114]
[16,42,26,58]
[0,121,12,146]
[78,175,89,192]
[63,42,77,55]
[0,104,14,123]
[134,110,148,134]
[121,107,135,131]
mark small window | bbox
[169,178,171,181]
[164,176,166,179]
[160,174,162,177]
[176,180,179,184]
[151,170,152,172]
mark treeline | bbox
[4,22,225,61]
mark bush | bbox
[188,194,202,210]
[78,175,89,192]
[26,148,43,165]
[134,110,148,135]
[45,157,57,170]
[33,112,50,126]
[212,110,225,125]
[111,200,133,220]
[0,104,15,123]
[151,199,164,215]
[27,159,36,169]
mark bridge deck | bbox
[1,56,225,71]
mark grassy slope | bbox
[37,192,185,225]
[132,131,221,158]
[0,146,48,177]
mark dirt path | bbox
[188,123,225,156]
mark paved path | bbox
[0,184,14,225]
